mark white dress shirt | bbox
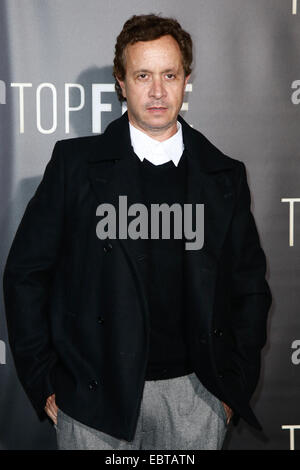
[129,120,184,166]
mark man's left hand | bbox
[222,402,233,425]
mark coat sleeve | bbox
[230,161,272,402]
[3,141,64,420]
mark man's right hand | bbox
[44,393,58,425]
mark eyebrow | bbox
[133,68,178,74]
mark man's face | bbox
[117,35,190,140]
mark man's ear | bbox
[184,74,191,89]
[117,77,127,99]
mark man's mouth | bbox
[147,106,168,112]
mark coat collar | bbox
[87,111,235,174]
[86,111,237,268]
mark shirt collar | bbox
[129,120,184,166]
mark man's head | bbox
[113,14,193,140]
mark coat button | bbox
[88,379,99,391]
[97,316,104,324]
[137,254,147,262]
[95,177,107,183]
[213,328,223,337]
[103,242,113,253]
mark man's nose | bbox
[149,77,166,99]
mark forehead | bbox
[124,35,183,69]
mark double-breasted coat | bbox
[3,111,272,440]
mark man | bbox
[3,14,272,450]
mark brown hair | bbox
[113,14,193,102]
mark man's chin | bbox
[141,115,175,132]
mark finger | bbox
[46,394,56,404]
[46,396,58,411]
[46,393,55,403]
[45,406,57,425]
[47,402,58,418]
[46,396,58,415]
[227,411,233,425]
[221,402,232,425]
[222,402,229,415]
[44,399,58,424]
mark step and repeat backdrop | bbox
[0,0,299,450]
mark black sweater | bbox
[133,149,193,380]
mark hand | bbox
[221,401,233,425]
[44,393,58,425]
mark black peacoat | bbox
[3,111,272,440]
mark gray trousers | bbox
[55,372,228,450]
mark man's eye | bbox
[166,74,175,79]
[138,74,148,79]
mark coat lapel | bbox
[86,112,148,263]
[177,114,237,329]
